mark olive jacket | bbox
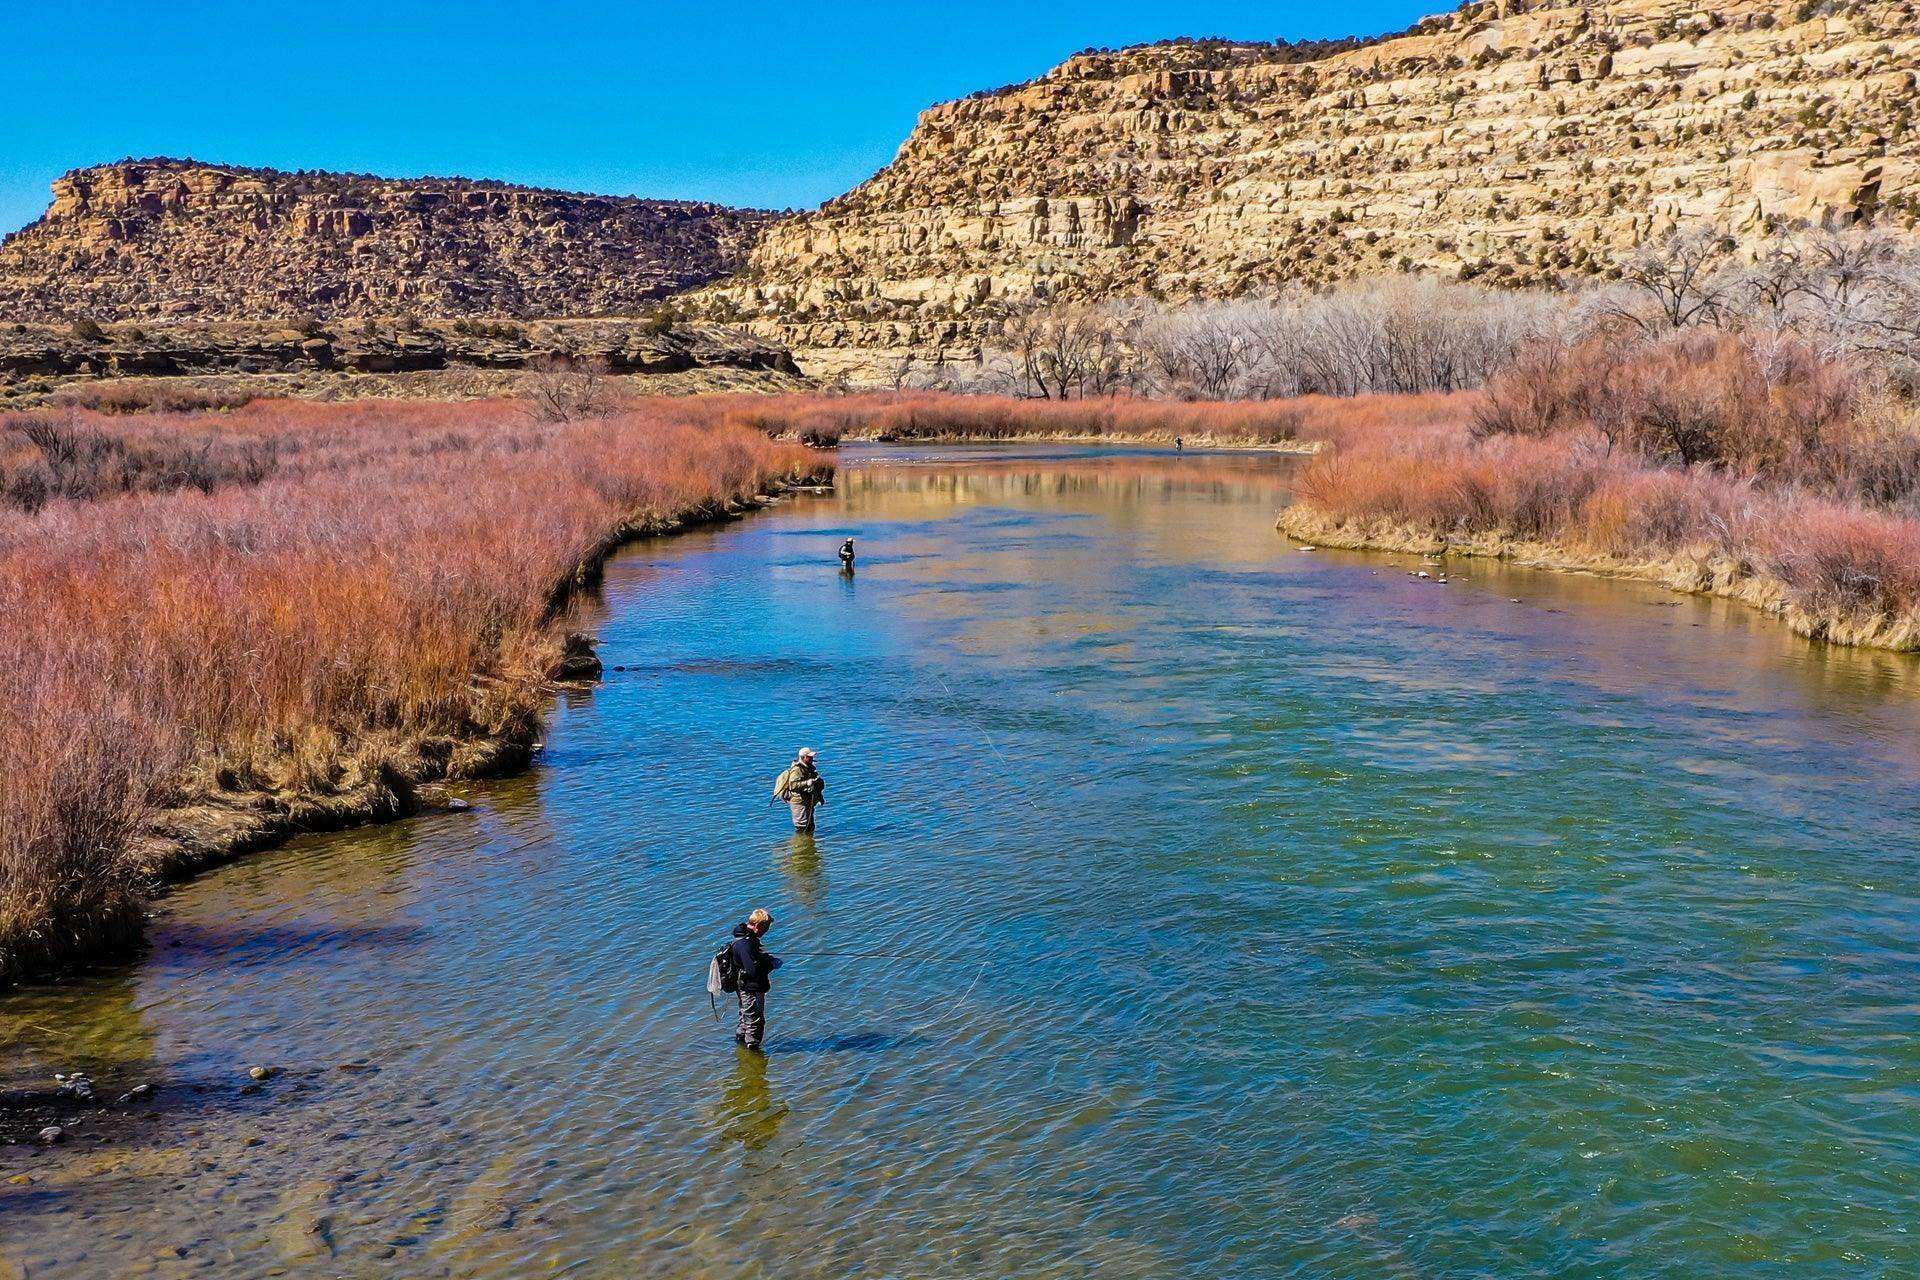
[772,761,826,805]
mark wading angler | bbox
[773,747,827,831]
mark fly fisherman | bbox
[773,747,826,831]
[839,538,857,572]
[729,908,781,1051]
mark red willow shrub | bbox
[1476,331,1870,483]
[1296,329,1920,637]
[0,399,824,980]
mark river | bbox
[4,444,1920,1278]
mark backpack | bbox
[709,943,740,999]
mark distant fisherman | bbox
[839,537,857,571]
[727,909,781,1051]
[773,747,826,831]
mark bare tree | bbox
[522,355,617,422]
[1616,227,1741,329]
[889,352,917,391]
[1231,279,1569,399]
[995,302,1137,398]
[1140,301,1259,399]
[1737,241,1814,330]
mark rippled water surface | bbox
[6,445,1920,1278]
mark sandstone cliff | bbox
[687,0,1920,382]
[0,158,775,321]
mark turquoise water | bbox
[4,444,1919,1277]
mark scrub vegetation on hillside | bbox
[0,400,824,982]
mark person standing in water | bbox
[838,537,857,572]
[773,747,826,831]
[728,909,781,1051]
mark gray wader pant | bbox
[788,798,816,831]
[737,988,767,1048]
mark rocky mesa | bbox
[0,158,777,321]
[686,0,1920,383]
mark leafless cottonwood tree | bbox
[1140,301,1257,399]
[959,230,1920,404]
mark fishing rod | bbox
[780,950,983,962]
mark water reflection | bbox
[712,1051,789,1153]
[778,832,825,906]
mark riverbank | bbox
[137,481,828,888]
[858,431,1320,452]
[1280,506,1920,651]
[0,401,828,984]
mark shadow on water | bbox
[618,656,824,677]
[769,1030,924,1055]
[152,918,427,961]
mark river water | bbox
[5,444,1920,1278]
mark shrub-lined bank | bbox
[703,389,1471,448]
[1281,332,1920,651]
[0,400,827,983]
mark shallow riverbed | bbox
[5,444,1920,1278]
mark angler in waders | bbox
[727,908,780,1051]
[773,747,826,832]
[838,538,857,575]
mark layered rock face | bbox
[0,318,803,407]
[0,159,776,321]
[690,0,1920,383]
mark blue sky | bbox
[1,0,1442,236]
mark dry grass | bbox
[0,398,824,981]
[47,380,259,415]
[1290,332,1920,638]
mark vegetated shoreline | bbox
[1273,326,1920,654]
[0,399,831,986]
[1279,507,1920,652]
[136,479,833,891]
[713,389,1460,451]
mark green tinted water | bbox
[5,445,1919,1277]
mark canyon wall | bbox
[686,0,1920,383]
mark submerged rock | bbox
[551,632,604,681]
